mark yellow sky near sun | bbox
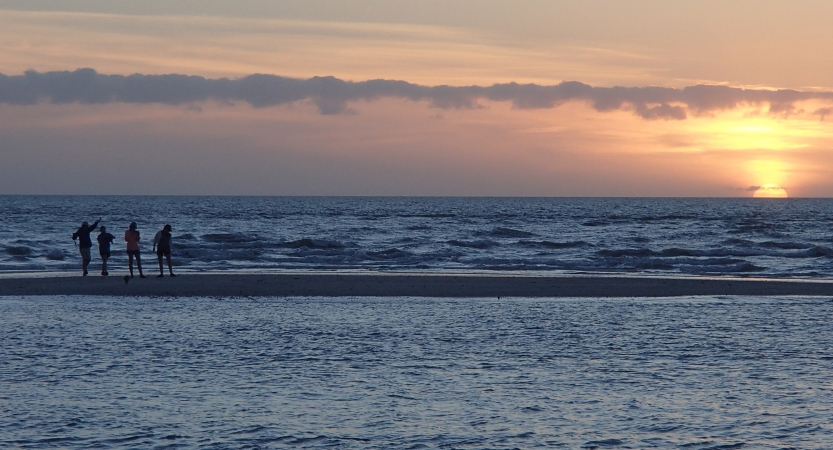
[520,100,833,195]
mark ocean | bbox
[2,295,832,448]
[1,196,832,277]
[3,197,833,448]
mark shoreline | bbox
[1,273,833,297]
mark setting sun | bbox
[752,184,789,198]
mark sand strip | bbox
[1,274,832,297]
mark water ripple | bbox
[2,296,833,448]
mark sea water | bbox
[2,196,833,277]
[2,295,833,448]
[4,197,833,449]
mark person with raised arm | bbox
[72,217,100,276]
[152,224,176,278]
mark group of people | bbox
[72,219,176,278]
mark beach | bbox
[1,273,832,297]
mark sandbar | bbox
[1,273,832,297]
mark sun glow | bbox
[702,119,812,151]
[664,109,833,197]
[746,159,787,183]
[746,159,790,197]
[753,184,789,198]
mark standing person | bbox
[152,224,176,278]
[72,218,100,276]
[96,226,115,276]
[124,222,146,278]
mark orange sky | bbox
[1,1,832,196]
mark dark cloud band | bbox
[2,69,831,120]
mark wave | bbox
[46,249,66,260]
[398,213,457,218]
[202,233,258,243]
[800,246,833,257]
[599,255,764,273]
[728,222,785,235]
[722,238,755,246]
[178,247,264,262]
[479,227,535,238]
[688,262,765,273]
[758,241,814,250]
[519,240,591,249]
[279,238,347,249]
[365,248,412,260]
[447,239,498,249]
[605,214,705,222]
[5,246,32,256]
[598,248,654,258]
[0,262,51,271]
[599,246,833,259]
[658,248,705,257]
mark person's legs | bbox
[80,247,91,276]
[165,253,175,276]
[157,252,164,277]
[136,253,145,277]
[101,253,109,275]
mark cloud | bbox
[2,69,833,120]
[813,107,833,121]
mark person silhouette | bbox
[96,226,115,276]
[124,222,146,278]
[153,224,176,278]
[72,218,100,276]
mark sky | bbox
[2,0,833,196]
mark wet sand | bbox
[1,273,832,297]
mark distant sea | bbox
[1,196,832,277]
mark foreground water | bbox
[2,196,833,278]
[2,295,832,448]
